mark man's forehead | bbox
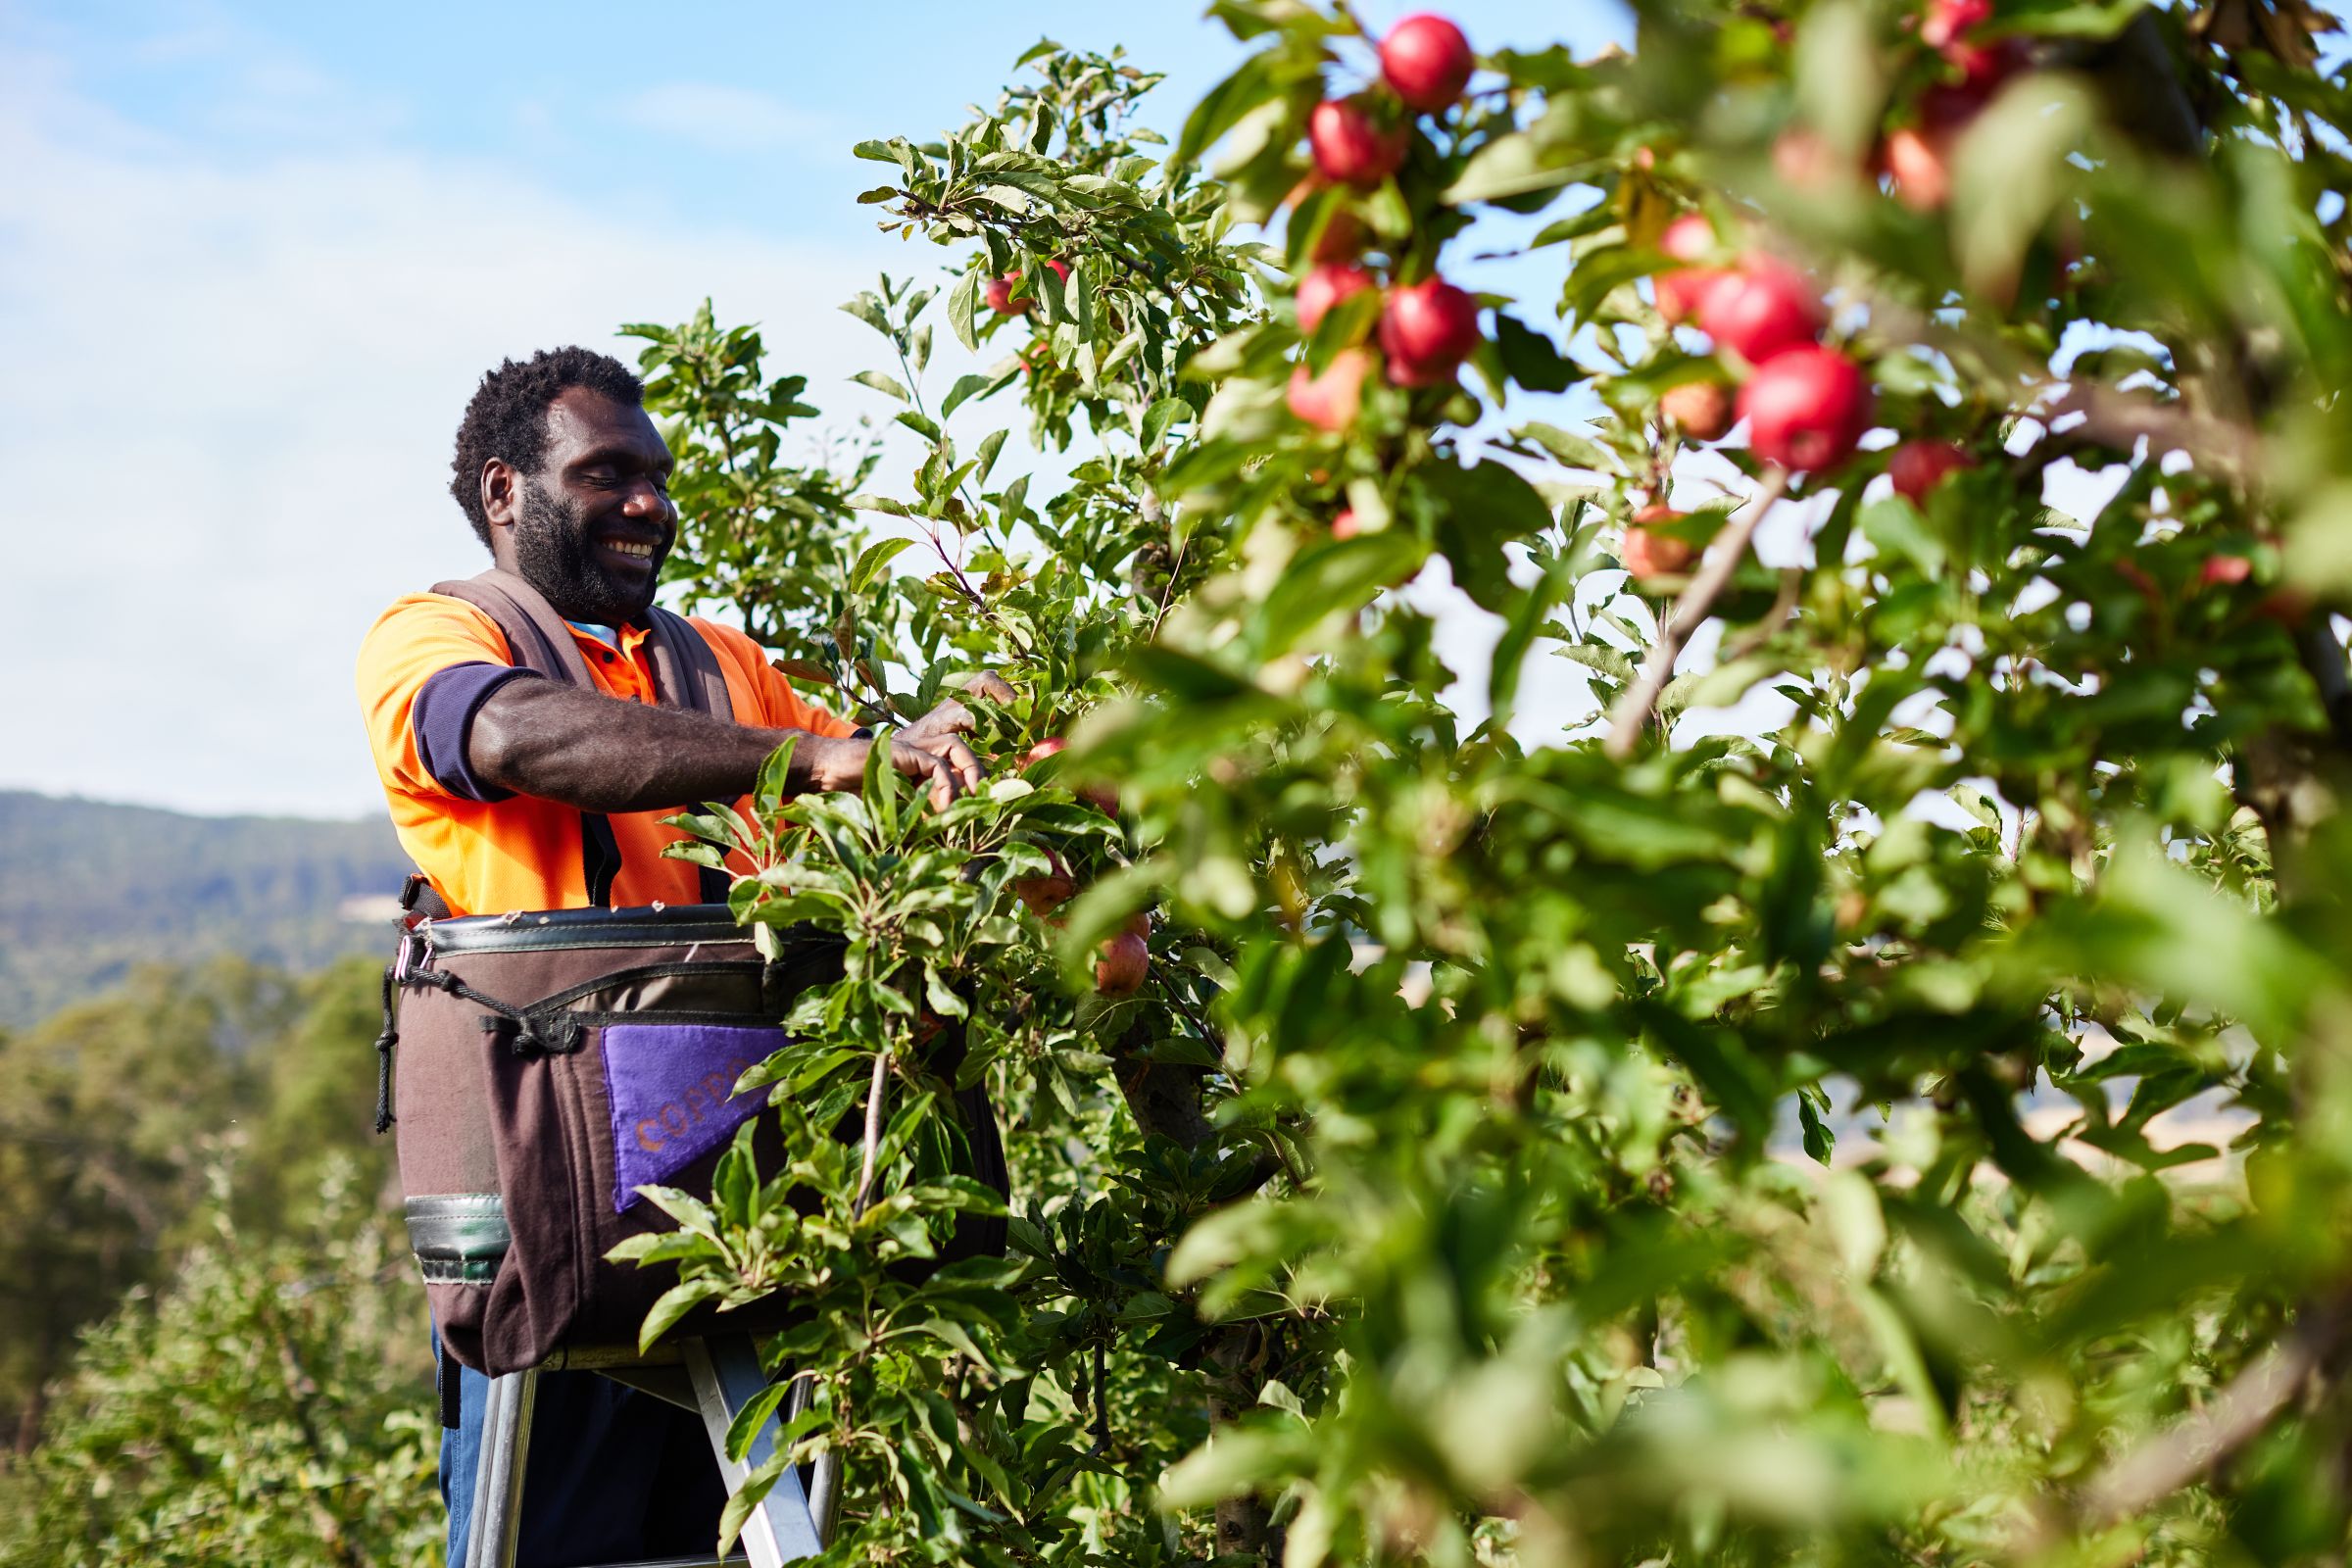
[544,386,667,460]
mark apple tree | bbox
[626,5,2352,1564]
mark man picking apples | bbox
[356,348,1013,1564]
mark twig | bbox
[852,1050,892,1219]
[1090,1339,1111,1454]
[1603,468,1789,760]
[2050,1296,2347,1544]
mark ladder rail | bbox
[464,1335,824,1568]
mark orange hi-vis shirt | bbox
[356,592,856,916]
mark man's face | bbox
[495,387,677,626]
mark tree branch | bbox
[853,1050,891,1219]
[2063,1294,2348,1536]
[1604,468,1788,760]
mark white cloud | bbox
[0,46,890,817]
[620,82,838,157]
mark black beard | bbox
[510,478,656,627]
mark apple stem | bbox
[1602,466,1790,760]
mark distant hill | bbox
[0,791,411,1026]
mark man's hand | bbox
[800,672,1019,811]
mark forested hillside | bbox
[0,791,408,1025]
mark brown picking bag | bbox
[374,570,1004,1377]
[387,906,1006,1376]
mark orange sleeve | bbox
[689,618,858,739]
[354,593,514,800]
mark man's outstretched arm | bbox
[466,678,972,812]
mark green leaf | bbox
[1492,548,1575,727]
[1421,456,1555,613]
[637,1279,721,1353]
[1142,397,1191,451]
[853,537,916,593]
[1175,52,1278,171]
[851,369,912,404]
[948,270,981,354]
[941,373,995,419]
[1254,534,1427,658]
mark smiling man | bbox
[356,347,1000,1564]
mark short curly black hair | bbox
[449,347,646,546]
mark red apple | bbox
[1378,276,1482,386]
[1020,737,1119,817]
[1332,508,1362,540]
[1945,36,2031,92]
[1660,214,1715,264]
[983,259,1070,317]
[1919,81,1991,138]
[1881,126,1950,212]
[1095,913,1152,997]
[1287,346,1377,431]
[1922,0,1992,48]
[2256,587,2312,627]
[1297,263,1376,334]
[1739,345,1875,473]
[1286,175,1369,263]
[1656,269,1724,323]
[1698,258,1826,366]
[1311,206,1368,264]
[1309,96,1409,188]
[1012,848,1076,916]
[1886,439,1974,501]
[1380,13,1475,111]
[1624,505,1696,578]
[1654,215,1724,323]
[1660,380,1735,441]
[1773,127,1846,192]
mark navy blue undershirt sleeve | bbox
[414,662,543,803]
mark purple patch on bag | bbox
[600,1023,787,1212]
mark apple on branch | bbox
[1380,13,1475,112]
[1653,214,1725,323]
[985,258,1071,316]
[1095,912,1152,997]
[1624,505,1698,580]
[1887,439,1975,501]
[1021,736,1120,816]
[1697,257,1825,367]
[1297,263,1377,334]
[1378,276,1482,387]
[1740,345,1875,472]
[1660,380,1735,441]
[1287,346,1377,431]
[1308,95,1409,189]
[1011,847,1077,917]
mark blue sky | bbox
[0,0,1630,818]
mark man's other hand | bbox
[802,673,1016,811]
[897,672,1018,799]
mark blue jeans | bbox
[435,1330,727,1567]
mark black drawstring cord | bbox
[401,965,583,1057]
[371,964,399,1135]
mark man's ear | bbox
[481,459,519,532]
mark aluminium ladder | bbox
[462,1333,841,1568]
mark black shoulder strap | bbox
[644,610,738,905]
[428,569,599,690]
[644,607,734,722]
